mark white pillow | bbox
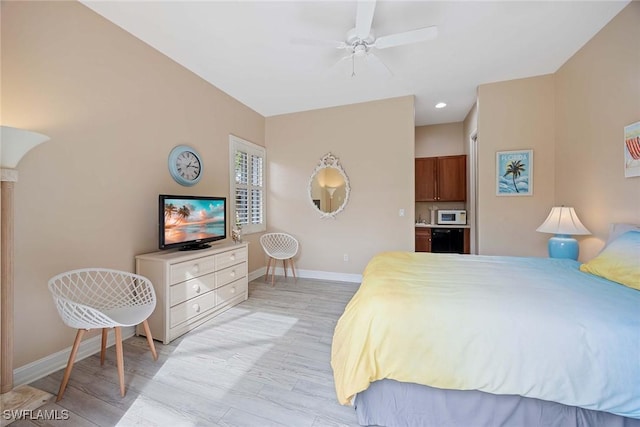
[605,223,640,247]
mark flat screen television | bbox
[159,194,227,251]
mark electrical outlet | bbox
[343,254,349,262]
[399,208,405,217]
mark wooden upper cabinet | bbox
[437,155,467,201]
[415,155,467,202]
[415,157,437,201]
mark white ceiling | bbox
[81,1,629,126]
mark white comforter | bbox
[331,252,640,418]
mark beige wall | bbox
[474,2,639,260]
[554,1,640,260]
[463,101,478,150]
[477,75,556,257]
[415,122,465,157]
[265,96,415,274]
[1,1,265,367]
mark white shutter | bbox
[234,151,249,225]
[229,135,266,234]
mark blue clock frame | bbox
[168,145,203,186]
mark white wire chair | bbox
[260,233,299,286]
[48,268,158,401]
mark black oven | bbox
[431,228,465,254]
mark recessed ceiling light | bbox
[435,102,447,109]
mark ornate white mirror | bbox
[308,152,351,219]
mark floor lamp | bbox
[1,126,53,425]
[326,186,337,212]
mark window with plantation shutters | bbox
[229,135,266,234]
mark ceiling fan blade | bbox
[355,1,376,39]
[326,53,355,78]
[373,25,438,49]
[365,52,393,78]
[291,37,348,49]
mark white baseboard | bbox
[291,268,362,283]
[14,326,135,387]
[248,267,267,283]
[249,266,361,284]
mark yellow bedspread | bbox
[330,251,640,419]
[332,251,472,405]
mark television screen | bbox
[159,195,226,250]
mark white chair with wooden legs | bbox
[260,233,299,286]
[48,268,158,401]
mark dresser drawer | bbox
[215,262,247,288]
[170,273,215,306]
[217,279,248,305]
[170,291,216,328]
[215,248,247,270]
[170,255,216,285]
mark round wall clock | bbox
[168,145,203,186]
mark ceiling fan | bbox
[294,0,438,77]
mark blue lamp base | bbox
[548,234,579,260]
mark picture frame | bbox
[624,121,640,178]
[496,149,533,196]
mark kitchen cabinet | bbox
[415,227,432,252]
[415,155,466,202]
[416,226,470,254]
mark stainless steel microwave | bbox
[437,209,467,225]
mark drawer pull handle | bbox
[193,303,201,313]
[193,284,201,293]
[230,270,235,277]
[230,253,236,260]
[193,264,200,273]
[230,287,236,294]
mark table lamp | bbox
[536,206,590,260]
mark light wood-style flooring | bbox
[14,277,361,427]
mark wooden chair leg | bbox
[290,258,297,280]
[142,320,158,361]
[56,329,86,402]
[100,328,108,366]
[265,257,272,283]
[271,258,276,287]
[283,259,288,278]
[114,327,125,397]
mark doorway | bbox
[469,130,478,254]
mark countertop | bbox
[415,223,470,229]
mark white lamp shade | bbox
[1,126,50,169]
[536,206,591,235]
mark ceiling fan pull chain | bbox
[351,54,356,77]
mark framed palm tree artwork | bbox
[496,149,533,196]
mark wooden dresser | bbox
[135,242,248,344]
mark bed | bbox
[331,229,640,427]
